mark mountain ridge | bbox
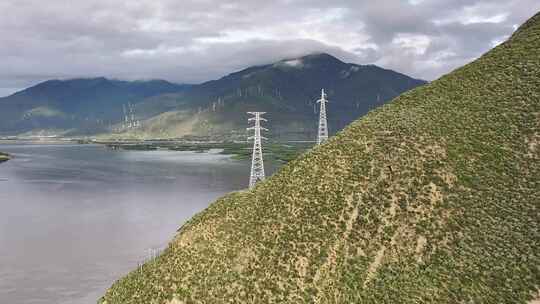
[0,77,190,135]
[3,77,190,99]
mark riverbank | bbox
[2,137,314,163]
[95,140,314,163]
[0,152,10,163]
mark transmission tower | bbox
[247,112,268,189]
[122,104,128,130]
[316,88,329,145]
[129,102,135,128]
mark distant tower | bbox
[122,104,128,130]
[316,89,329,145]
[247,112,268,189]
[129,103,134,128]
[132,103,141,128]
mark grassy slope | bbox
[101,12,540,304]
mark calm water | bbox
[0,143,270,304]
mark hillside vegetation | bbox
[100,12,540,304]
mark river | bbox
[0,142,273,304]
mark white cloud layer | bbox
[0,0,538,96]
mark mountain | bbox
[126,53,426,139]
[100,11,540,304]
[0,54,425,138]
[0,78,189,135]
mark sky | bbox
[1,0,539,97]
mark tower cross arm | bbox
[316,88,328,102]
[248,136,268,140]
[316,98,329,104]
[247,126,269,131]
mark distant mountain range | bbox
[0,53,426,138]
[0,78,189,135]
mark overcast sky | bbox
[1,0,538,97]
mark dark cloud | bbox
[0,0,538,96]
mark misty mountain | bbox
[0,53,426,138]
[131,53,427,139]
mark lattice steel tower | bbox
[247,112,268,189]
[316,88,329,145]
[122,104,129,129]
[128,103,135,128]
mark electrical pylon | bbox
[316,88,329,145]
[122,104,128,130]
[129,102,135,128]
[247,112,268,189]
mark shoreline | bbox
[0,152,10,163]
[0,138,314,163]
[98,140,313,163]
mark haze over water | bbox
[0,143,270,304]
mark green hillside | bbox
[100,12,540,304]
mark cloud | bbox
[0,0,538,96]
